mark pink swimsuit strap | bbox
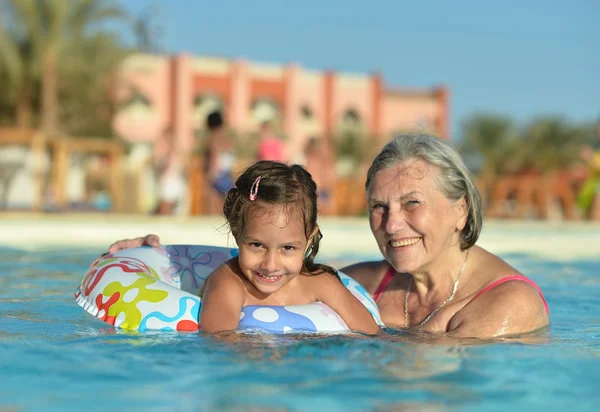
[373,269,549,315]
[373,266,395,303]
[470,274,549,314]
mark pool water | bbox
[0,247,598,411]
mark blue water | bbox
[1,247,599,411]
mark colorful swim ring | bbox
[75,245,383,334]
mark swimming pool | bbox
[0,223,599,411]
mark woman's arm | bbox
[313,274,380,335]
[199,263,246,333]
[108,234,161,253]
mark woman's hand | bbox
[108,234,162,253]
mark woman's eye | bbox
[283,245,296,251]
[405,200,421,208]
[370,204,386,211]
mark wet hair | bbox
[365,134,482,250]
[223,160,339,281]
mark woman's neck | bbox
[409,247,470,305]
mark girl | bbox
[199,161,380,335]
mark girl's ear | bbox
[455,196,468,231]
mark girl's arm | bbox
[199,263,246,333]
[313,274,380,335]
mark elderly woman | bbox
[107,134,549,338]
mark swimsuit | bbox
[372,266,549,314]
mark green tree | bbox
[0,0,43,127]
[59,31,128,137]
[333,130,377,177]
[0,0,126,135]
[522,116,589,172]
[459,113,522,176]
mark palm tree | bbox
[517,116,590,219]
[59,31,128,137]
[458,113,524,214]
[40,0,125,136]
[1,0,125,136]
[459,113,522,176]
[132,2,164,53]
[0,0,42,127]
[522,116,589,172]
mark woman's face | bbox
[367,159,467,274]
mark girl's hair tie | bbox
[249,176,261,201]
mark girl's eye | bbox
[249,242,262,248]
[283,245,296,251]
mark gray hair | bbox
[365,134,482,249]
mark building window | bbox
[193,94,224,130]
[340,108,362,132]
[250,98,280,127]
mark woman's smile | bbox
[389,237,422,248]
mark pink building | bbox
[113,53,449,161]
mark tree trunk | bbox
[42,49,59,137]
[15,82,32,128]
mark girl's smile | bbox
[237,204,308,296]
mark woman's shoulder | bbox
[469,246,521,282]
[449,246,549,337]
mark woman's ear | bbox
[455,197,468,231]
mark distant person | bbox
[156,153,186,215]
[156,127,187,215]
[205,111,237,215]
[257,121,286,163]
[304,137,335,215]
[577,119,600,221]
[84,155,111,210]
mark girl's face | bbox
[367,159,467,275]
[236,204,309,296]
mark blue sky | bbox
[119,0,598,139]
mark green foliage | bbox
[0,0,128,135]
[460,113,592,177]
[521,116,590,172]
[59,31,130,137]
[459,113,521,175]
[333,130,379,164]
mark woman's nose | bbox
[385,209,407,235]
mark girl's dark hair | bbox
[223,160,339,281]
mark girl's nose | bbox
[260,251,280,272]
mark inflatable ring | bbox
[75,245,383,333]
